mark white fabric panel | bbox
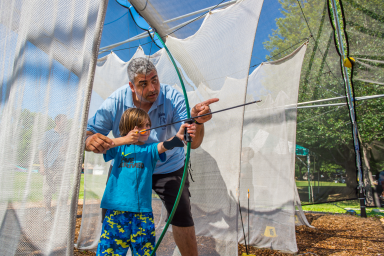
[129,0,235,39]
[154,0,263,254]
[79,1,316,255]
[0,0,105,255]
[93,47,145,100]
[76,137,113,250]
[166,0,263,91]
[239,43,307,253]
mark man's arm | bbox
[38,151,45,175]
[190,124,204,149]
[189,98,219,149]
[85,131,114,153]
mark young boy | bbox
[96,108,196,256]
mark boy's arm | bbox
[157,123,197,154]
[102,127,140,153]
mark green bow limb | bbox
[150,32,192,256]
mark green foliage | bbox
[18,109,55,166]
[263,0,384,188]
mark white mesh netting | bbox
[77,0,310,255]
[0,0,107,255]
[239,44,307,253]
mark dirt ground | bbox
[74,205,384,256]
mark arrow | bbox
[137,100,262,134]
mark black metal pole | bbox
[239,202,249,255]
[248,189,250,252]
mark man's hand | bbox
[40,165,45,175]
[191,98,219,124]
[85,133,114,153]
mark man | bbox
[39,114,68,220]
[86,57,218,256]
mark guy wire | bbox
[296,0,340,82]
[132,37,153,211]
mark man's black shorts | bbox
[152,165,194,227]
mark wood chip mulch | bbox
[74,206,384,255]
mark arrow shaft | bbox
[138,100,261,133]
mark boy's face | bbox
[137,119,151,142]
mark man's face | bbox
[130,69,160,103]
[56,116,67,132]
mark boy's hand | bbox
[176,123,196,141]
[125,126,140,144]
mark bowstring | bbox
[133,38,153,212]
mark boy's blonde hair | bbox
[119,108,151,137]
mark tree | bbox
[263,0,384,194]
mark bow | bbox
[149,31,192,256]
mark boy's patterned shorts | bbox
[97,210,156,256]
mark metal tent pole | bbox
[307,153,311,203]
[330,0,366,217]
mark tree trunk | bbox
[361,142,381,206]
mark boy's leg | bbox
[130,212,156,256]
[97,210,132,256]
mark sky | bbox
[98,0,284,66]
[1,0,284,119]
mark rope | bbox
[104,11,128,26]
[296,0,313,37]
[298,105,343,124]
[137,0,149,12]
[296,0,340,82]
[131,34,154,212]
[164,0,228,37]
[250,38,309,68]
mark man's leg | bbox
[152,167,198,256]
[172,226,198,256]
[43,172,52,213]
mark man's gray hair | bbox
[127,57,157,84]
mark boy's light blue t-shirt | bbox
[87,83,187,174]
[101,143,166,212]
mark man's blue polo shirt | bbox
[87,83,187,174]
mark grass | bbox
[296,181,347,187]
[79,173,107,200]
[302,200,384,217]
[79,174,84,200]
[12,173,95,202]
[14,173,383,218]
